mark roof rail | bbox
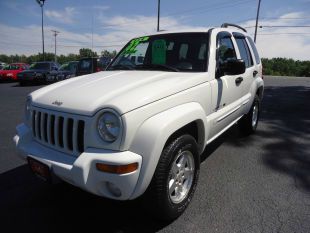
[221,23,247,33]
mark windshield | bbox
[107,33,209,72]
[29,62,50,70]
[3,64,20,70]
[60,62,77,72]
[59,63,70,71]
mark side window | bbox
[198,43,207,60]
[218,37,237,64]
[179,44,188,60]
[247,36,260,64]
[235,38,253,68]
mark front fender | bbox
[129,102,208,199]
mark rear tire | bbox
[145,134,200,221]
[239,95,260,135]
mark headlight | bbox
[97,112,121,142]
[24,97,32,123]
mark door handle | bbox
[253,70,258,77]
[235,77,243,85]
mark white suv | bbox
[14,23,264,220]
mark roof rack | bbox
[221,23,247,33]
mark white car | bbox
[14,23,264,220]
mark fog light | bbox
[96,162,138,174]
[106,182,121,197]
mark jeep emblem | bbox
[52,100,63,106]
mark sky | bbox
[0,0,309,60]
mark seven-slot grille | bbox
[31,108,85,156]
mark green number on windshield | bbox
[122,36,149,55]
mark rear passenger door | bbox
[232,33,256,103]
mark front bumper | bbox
[1,73,15,80]
[18,74,46,82]
[14,123,142,200]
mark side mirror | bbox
[220,59,246,76]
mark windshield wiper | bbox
[108,64,134,70]
[136,64,179,72]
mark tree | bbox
[79,48,97,58]
[101,50,117,58]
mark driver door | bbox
[209,32,245,139]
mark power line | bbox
[259,25,310,28]
[96,0,255,30]
[245,25,310,28]
[257,32,310,35]
[238,16,310,23]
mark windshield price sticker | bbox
[152,39,166,65]
[122,36,149,55]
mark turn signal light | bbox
[96,162,138,174]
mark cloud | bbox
[0,12,309,60]
[45,7,76,24]
[0,15,206,56]
[239,12,310,60]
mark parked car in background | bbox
[0,62,7,70]
[0,63,29,81]
[55,61,78,82]
[76,57,111,76]
[17,61,59,86]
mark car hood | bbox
[0,70,18,74]
[30,71,208,116]
[20,69,49,74]
[58,70,72,75]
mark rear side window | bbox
[179,44,189,59]
[247,36,260,64]
[78,59,94,72]
[235,38,253,68]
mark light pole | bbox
[36,0,46,60]
[51,30,59,62]
[157,0,160,32]
[254,0,262,43]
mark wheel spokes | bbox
[169,179,177,195]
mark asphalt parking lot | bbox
[0,76,310,233]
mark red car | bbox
[0,63,29,81]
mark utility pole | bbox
[254,0,262,43]
[36,0,46,60]
[51,30,59,62]
[157,0,160,32]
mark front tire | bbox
[239,95,261,135]
[146,134,200,221]
[19,81,26,86]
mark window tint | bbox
[29,63,50,70]
[79,59,92,71]
[109,33,208,72]
[3,65,20,70]
[123,42,148,66]
[218,37,237,63]
[198,43,207,60]
[247,36,260,64]
[235,38,253,68]
[179,44,188,59]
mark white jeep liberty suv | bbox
[14,23,264,220]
